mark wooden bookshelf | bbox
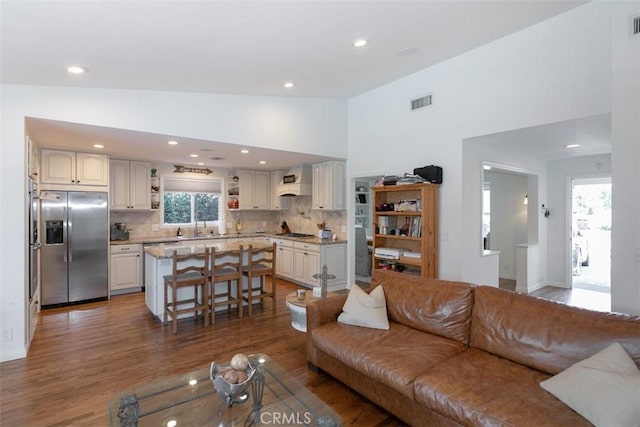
[371,183,439,278]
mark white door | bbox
[130,161,151,209]
[76,153,109,186]
[253,171,270,209]
[110,160,130,209]
[41,149,75,184]
[111,253,142,290]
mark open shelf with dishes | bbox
[372,183,439,278]
[354,180,371,233]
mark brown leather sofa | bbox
[306,269,640,426]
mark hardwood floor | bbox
[0,279,610,426]
[499,278,612,312]
[0,279,403,426]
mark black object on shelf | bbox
[375,203,394,212]
[413,165,443,184]
[382,175,398,186]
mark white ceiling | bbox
[470,114,612,161]
[25,117,333,170]
[4,1,600,169]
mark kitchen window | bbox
[162,177,222,226]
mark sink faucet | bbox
[194,212,202,237]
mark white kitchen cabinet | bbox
[41,149,109,186]
[293,243,320,285]
[110,244,142,293]
[312,160,346,210]
[29,288,39,343]
[236,170,270,210]
[27,136,40,180]
[110,159,151,210]
[273,238,294,279]
[274,239,346,290]
[269,171,290,210]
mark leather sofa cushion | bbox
[414,348,592,427]
[371,269,474,344]
[311,321,466,399]
[470,286,640,374]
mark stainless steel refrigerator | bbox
[28,179,40,301]
[41,191,108,306]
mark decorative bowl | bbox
[209,361,255,407]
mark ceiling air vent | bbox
[633,15,640,35]
[411,94,432,111]
[209,156,225,161]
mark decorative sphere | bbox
[230,353,250,371]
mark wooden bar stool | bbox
[163,248,209,334]
[242,243,277,316]
[209,245,243,324]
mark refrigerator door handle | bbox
[67,207,72,262]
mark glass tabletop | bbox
[108,353,342,426]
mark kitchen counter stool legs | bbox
[163,249,210,334]
[242,243,277,316]
[209,246,243,324]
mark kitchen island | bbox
[144,240,270,320]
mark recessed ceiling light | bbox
[168,140,178,145]
[197,162,205,166]
[240,149,249,154]
[189,154,199,158]
[93,144,104,149]
[67,66,88,74]
[283,82,294,89]
[353,39,367,48]
[565,144,581,148]
[259,161,267,165]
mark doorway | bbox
[353,176,381,285]
[571,177,611,293]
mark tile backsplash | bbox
[111,196,347,240]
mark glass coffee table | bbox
[108,353,342,426]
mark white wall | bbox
[0,86,347,361]
[348,1,610,285]
[610,1,640,315]
[546,153,612,287]
[485,170,528,280]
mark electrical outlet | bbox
[151,224,159,232]
[1,327,12,342]
[262,221,267,228]
[340,225,347,233]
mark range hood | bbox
[277,166,312,197]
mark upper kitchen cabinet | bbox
[110,159,151,210]
[27,136,40,180]
[270,171,290,211]
[312,160,346,210]
[236,170,270,210]
[41,149,109,187]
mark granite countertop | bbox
[112,233,347,247]
[144,240,272,259]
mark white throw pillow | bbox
[337,285,389,330]
[540,342,640,427]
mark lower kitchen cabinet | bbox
[110,244,142,294]
[274,239,346,291]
